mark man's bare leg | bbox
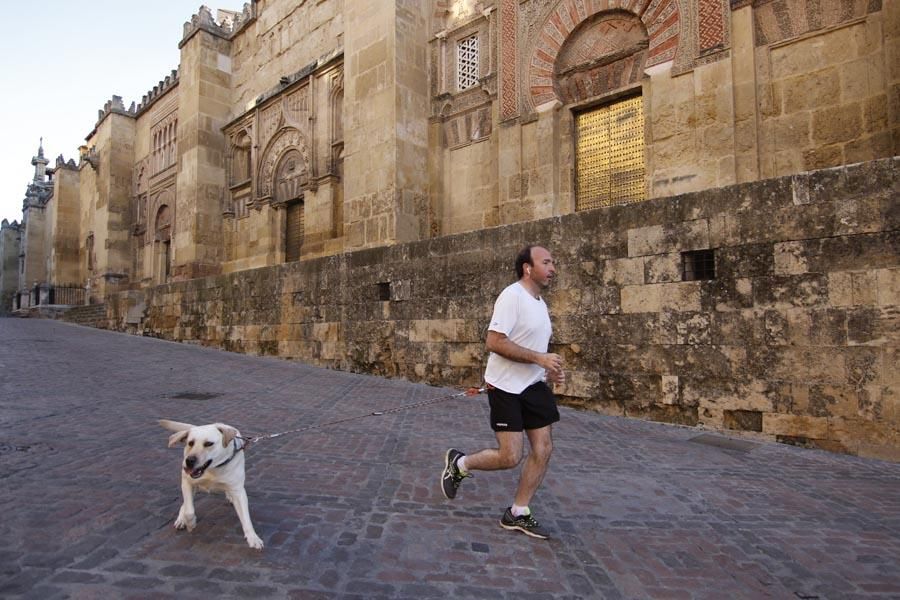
[461,431,524,471]
[513,425,553,507]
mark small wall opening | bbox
[682,249,715,281]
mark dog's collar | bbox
[212,437,245,469]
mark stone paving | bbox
[1,318,899,599]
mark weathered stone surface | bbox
[102,159,900,460]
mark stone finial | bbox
[32,140,49,182]
[198,5,215,25]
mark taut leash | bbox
[240,386,485,448]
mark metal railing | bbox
[23,283,87,308]
[49,285,86,306]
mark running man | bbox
[441,244,564,539]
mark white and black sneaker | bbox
[499,507,550,539]
[440,448,470,499]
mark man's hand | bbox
[546,367,566,385]
[535,352,562,373]
[487,333,564,379]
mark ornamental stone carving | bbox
[257,128,310,200]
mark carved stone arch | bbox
[329,70,344,143]
[149,188,174,240]
[273,149,308,206]
[154,201,173,242]
[554,11,649,105]
[525,0,682,112]
[230,129,253,185]
[257,127,310,199]
[329,70,344,174]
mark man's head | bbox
[515,245,556,289]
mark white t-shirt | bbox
[484,281,553,394]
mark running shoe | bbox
[440,448,469,499]
[499,507,550,539]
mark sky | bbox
[0,1,241,225]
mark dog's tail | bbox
[159,419,193,432]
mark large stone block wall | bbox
[756,5,896,177]
[47,165,82,286]
[108,157,899,460]
[230,0,343,113]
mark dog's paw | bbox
[174,515,196,531]
[246,534,264,550]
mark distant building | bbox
[0,218,22,314]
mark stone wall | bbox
[46,163,82,286]
[0,221,20,313]
[107,157,899,461]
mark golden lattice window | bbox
[575,96,646,211]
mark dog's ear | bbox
[216,424,239,447]
[167,430,190,448]
[159,419,193,432]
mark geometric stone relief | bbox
[431,9,494,119]
[443,105,492,149]
[698,0,728,54]
[283,86,309,129]
[499,0,518,120]
[752,0,876,46]
[259,103,284,154]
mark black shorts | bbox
[488,381,560,432]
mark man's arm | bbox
[486,330,563,374]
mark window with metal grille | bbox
[575,96,646,211]
[682,249,716,281]
[457,35,479,91]
[377,282,391,301]
[285,200,304,262]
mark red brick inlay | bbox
[526,1,679,110]
[698,0,726,52]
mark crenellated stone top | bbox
[55,155,78,170]
[179,3,256,48]
[94,95,136,128]
[87,66,181,139]
[135,69,180,115]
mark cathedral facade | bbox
[6,0,895,304]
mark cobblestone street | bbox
[1,318,898,599]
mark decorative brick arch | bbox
[526,0,680,111]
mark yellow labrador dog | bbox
[159,419,264,550]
